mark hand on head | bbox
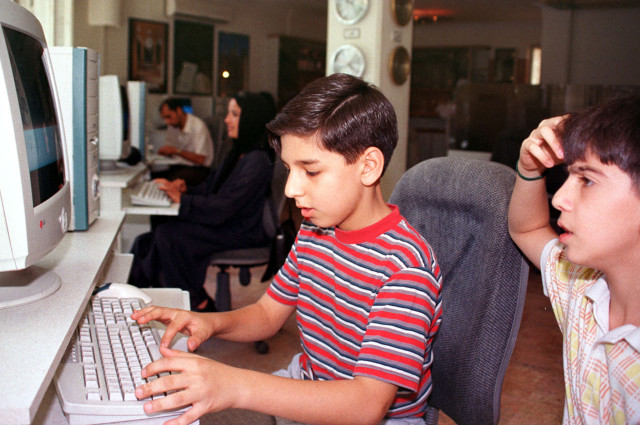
[518,115,567,177]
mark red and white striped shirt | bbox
[267,205,442,418]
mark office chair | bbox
[209,157,289,314]
[389,156,529,425]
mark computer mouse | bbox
[94,282,153,305]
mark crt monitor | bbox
[127,80,147,161]
[0,0,71,309]
[98,75,132,170]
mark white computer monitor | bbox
[99,74,131,170]
[127,80,147,161]
[0,0,71,309]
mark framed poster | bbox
[128,19,168,93]
[173,19,214,95]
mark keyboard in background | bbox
[130,181,171,207]
[54,297,185,424]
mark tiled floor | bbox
[196,265,565,424]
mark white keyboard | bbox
[130,181,171,207]
[54,297,185,424]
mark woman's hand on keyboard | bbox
[131,306,215,352]
[154,178,186,203]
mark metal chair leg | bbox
[215,268,231,312]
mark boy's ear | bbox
[360,147,385,187]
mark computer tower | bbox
[50,47,100,231]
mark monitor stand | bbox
[0,266,61,310]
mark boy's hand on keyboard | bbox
[136,347,239,425]
[131,306,215,352]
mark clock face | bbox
[391,0,413,26]
[331,44,366,78]
[335,0,369,25]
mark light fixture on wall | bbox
[412,8,454,25]
[88,0,122,27]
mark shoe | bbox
[194,295,217,313]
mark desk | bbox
[99,162,179,252]
[99,163,148,213]
[99,162,179,216]
[0,212,125,425]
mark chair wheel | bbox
[254,340,269,354]
[239,267,251,286]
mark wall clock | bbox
[331,44,366,78]
[389,46,411,85]
[391,0,413,26]
[335,0,369,25]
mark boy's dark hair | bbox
[560,93,640,191]
[266,73,398,174]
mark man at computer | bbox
[154,97,214,186]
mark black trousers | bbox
[128,221,258,308]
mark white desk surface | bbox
[123,199,180,216]
[99,161,180,217]
[99,163,148,189]
[0,212,125,425]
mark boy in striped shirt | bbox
[508,95,640,424]
[132,73,442,425]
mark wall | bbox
[72,0,326,125]
[413,20,541,61]
[540,6,640,85]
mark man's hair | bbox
[267,73,397,173]
[158,97,186,112]
[560,93,640,191]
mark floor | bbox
[194,265,565,424]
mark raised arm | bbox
[508,116,566,266]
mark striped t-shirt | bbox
[542,240,640,424]
[267,205,442,418]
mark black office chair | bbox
[389,156,529,425]
[209,157,289,314]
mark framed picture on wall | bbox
[173,19,214,95]
[128,18,168,93]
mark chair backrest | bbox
[389,156,529,425]
[262,156,288,239]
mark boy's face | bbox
[552,151,640,271]
[280,134,369,231]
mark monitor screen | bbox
[3,26,65,207]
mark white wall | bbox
[413,20,541,60]
[540,6,640,85]
[72,0,326,125]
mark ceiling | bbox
[293,0,640,23]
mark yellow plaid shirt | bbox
[542,240,640,425]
